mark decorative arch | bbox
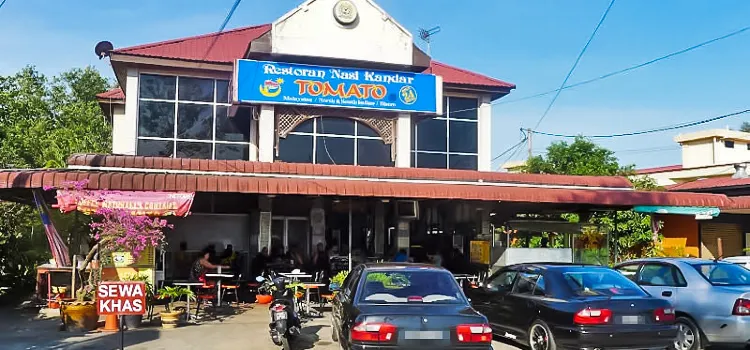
[275,106,397,160]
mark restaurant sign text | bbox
[235,59,439,114]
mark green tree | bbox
[524,136,633,175]
[0,66,111,302]
[522,136,661,263]
[740,122,750,133]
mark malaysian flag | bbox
[33,190,70,267]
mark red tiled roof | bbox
[113,24,272,64]
[426,61,515,89]
[64,154,632,189]
[96,88,124,100]
[0,169,732,208]
[111,24,514,89]
[635,164,683,175]
[669,177,750,191]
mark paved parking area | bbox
[0,306,520,350]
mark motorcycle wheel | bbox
[282,336,292,350]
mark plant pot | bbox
[159,310,183,329]
[256,294,273,304]
[123,314,144,329]
[61,301,98,332]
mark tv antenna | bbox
[418,26,441,55]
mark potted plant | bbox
[61,283,98,332]
[156,286,193,329]
[120,273,154,329]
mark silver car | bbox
[614,258,750,350]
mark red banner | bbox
[56,190,194,217]
[97,281,147,316]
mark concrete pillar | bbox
[114,68,139,155]
[374,201,385,255]
[395,113,411,168]
[249,112,259,161]
[258,105,275,162]
[477,95,492,171]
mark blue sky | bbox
[1,0,749,170]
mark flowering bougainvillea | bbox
[89,208,172,259]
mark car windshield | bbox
[693,263,750,286]
[563,269,647,297]
[359,270,465,304]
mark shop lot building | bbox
[0,0,735,283]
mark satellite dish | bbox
[94,41,114,59]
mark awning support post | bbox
[613,211,619,264]
[348,199,353,272]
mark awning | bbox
[633,205,720,218]
[0,169,733,208]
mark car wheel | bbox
[673,317,702,350]
[529,320,557,350]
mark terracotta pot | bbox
[160,310,184,329]
[256,294,273,304]
[61,301,98,332]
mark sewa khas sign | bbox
[97,281,147,316]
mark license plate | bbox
[619,315,642,324]
[274,311,287,320]
[404,331,445,340]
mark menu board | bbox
[470,240,490,265]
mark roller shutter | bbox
[700,223,743,259]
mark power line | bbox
[492,136,528,162]
[202,0,243,60]
[533,0,616,130]
[529,108,750,138]
[0,0,8,11]
[502,139,529,167]
[500,24,750,106]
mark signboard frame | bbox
[234,59,442,114]
[97,281,148,316]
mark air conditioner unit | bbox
[396,200,419,219]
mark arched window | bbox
[277,117,393,167]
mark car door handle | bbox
[661,291,673,297]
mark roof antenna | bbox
[418,26,441,56]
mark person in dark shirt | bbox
[190,246,229,282]
[392,249,408,262]
[251,247,270,278]
[312,243,331,278]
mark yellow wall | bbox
[658,214,700,257]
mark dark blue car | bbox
[330,263,492,350]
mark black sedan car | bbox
[331,263,492,350]
[467,263,678,350]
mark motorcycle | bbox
[255,274,301,350]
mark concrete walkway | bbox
[0,306,519,350]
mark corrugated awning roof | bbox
[0,169,733,207]
[668,177,750,191]
[64,154,633,189]
[0,154,734,208]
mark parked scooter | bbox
[255,274,301,350]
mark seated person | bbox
[190,247,229,283]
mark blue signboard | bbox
[235,59,439,114]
